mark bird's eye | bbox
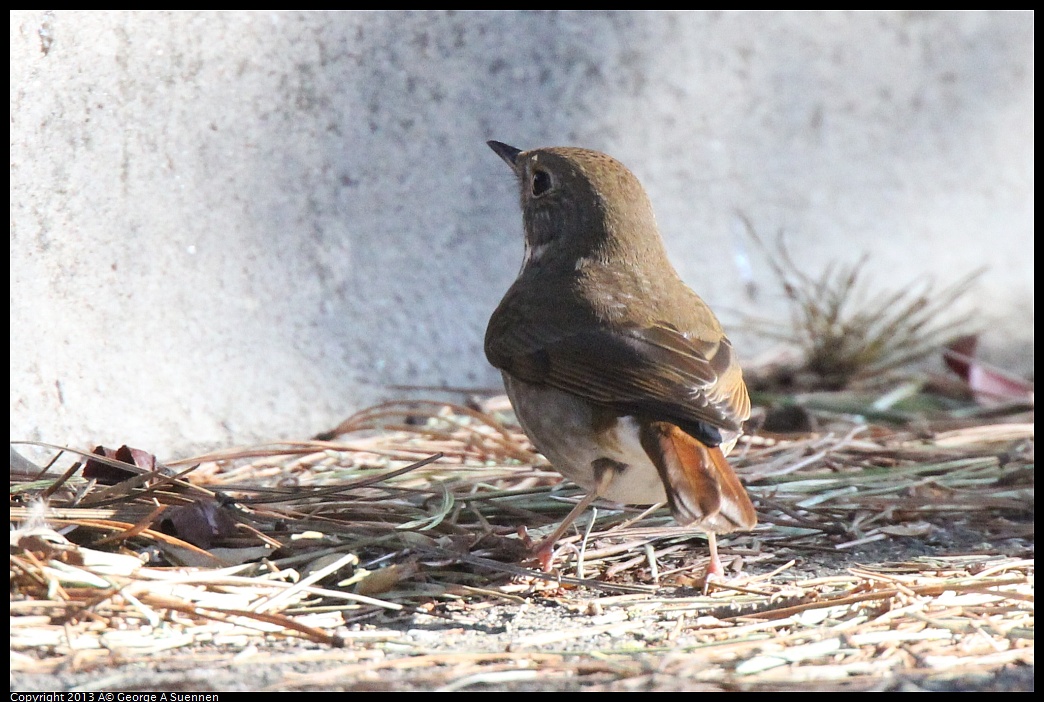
[531,169,552,197]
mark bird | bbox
[484,140,757,577]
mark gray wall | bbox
[10,11,1034,457]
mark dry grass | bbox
[10,395,1033,691]
[737,221,985,393]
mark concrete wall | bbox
[10,11,1034,458]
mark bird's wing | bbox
[486,318,750,445]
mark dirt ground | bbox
[10,402,1034,692]
[11,511,1033,692]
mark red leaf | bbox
[944,335,1034,406]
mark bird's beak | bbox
[487,140,522,171]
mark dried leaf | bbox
[160,498,240,549]
[944,335,1034,406]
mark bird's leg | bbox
[706,531,724,579]
[529,489,600,571]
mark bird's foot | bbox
[517,525,557,572]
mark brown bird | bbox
[484,141,756,577]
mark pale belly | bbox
[503,374,668,505]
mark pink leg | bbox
[529,491,599,571]
[706,531,724,578]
